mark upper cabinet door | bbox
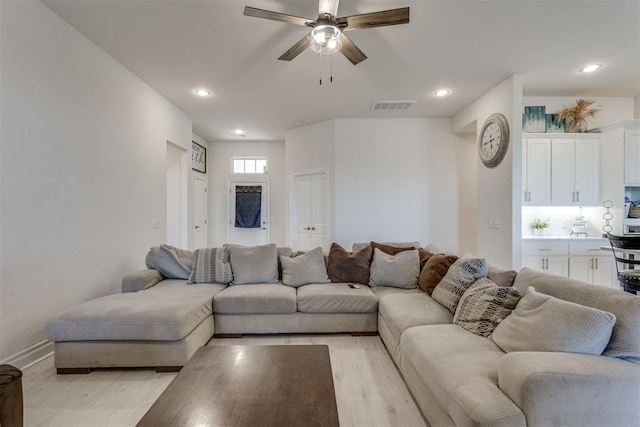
[624,130,640,185]
[551,140,575,205]
[573,139,600,205]
[523,139,551,205]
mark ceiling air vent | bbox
[370,100,416,112]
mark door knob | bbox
[311,227,315,231]
[195,225,201,229]
[304,227,311,230]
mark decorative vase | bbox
[570,118,588,133]
[533,228,544,236]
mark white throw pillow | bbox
[280,247,330,287]
[369,248,419,289]
[491,287,616,355]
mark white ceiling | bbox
[42,0,640,142]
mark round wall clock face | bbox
[478,113,510,168]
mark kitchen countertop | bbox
[522,235,608,240]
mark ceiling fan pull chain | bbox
[330,54,333,83]
[319,54,323,85]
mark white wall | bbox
[285,120,336,245]
[455,134,478,254]
[166,143,185,247]
[453,76,524,268]
[634,96,640,119]
[208,141,286,247]
[0,1,192,363]
[523,96,634,130]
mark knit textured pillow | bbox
[188,247,233,284]
[453,278,522,337]
[431,256,488,313]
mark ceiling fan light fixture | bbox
[310,25,342,54]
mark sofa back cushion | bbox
[369,248,419,289]
[513,268,640,363]
[145,244,194,279]
[432,256,488,313]
[492,287,616,356]
[227,243,279,285]
[280,247,330,287]
[327,243,372,285]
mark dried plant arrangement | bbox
[557,98,600,133]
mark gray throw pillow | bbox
[187,247,233,284]
[227,243,278,285]
[280,247,329,287]
[369,248,419,289]
[453,277,521,337]
[431,256,488,313]
[491,287,617,355]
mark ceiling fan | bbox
[244,0,410,65]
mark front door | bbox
[227,181,269,245]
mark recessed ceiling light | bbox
[193,89,212,97]
[232,129,246,136]
[433,89,451,97]
[579,64,602,73]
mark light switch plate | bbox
[151,218,160,229]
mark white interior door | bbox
[194,178,208,249]
[292,172,328,250]
[227,181,269,245]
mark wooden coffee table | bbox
[137,345,339,426]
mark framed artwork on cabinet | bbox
[545,114,566,133]
[523,106,546,133]
[192,141,207,173]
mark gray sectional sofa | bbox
[45,242,640,427]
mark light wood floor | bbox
[23,334,428,427]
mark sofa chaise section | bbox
[45,280,226,373]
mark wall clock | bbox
[478,113,510,168]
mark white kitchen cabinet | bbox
[550,138,599,205]
[568,239,617,288]
[522,255,569,276]
[523,138,551,204]
[624,129,640,185]
[522,239,569,277]
[522,134,599,206]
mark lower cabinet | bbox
[569,256,616,288]
[522,238,617,287]
[522,255,569,277]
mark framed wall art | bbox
[192,141,207,173]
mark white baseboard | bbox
[1,340,54,370]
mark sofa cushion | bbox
[369,248,419,289]
[378,293,453,338]
[371,241,415,255]
[401,324,525,427]
[432,256,488,313]
[418,253,458,295]
[453,277,521,337]
[45,280,224,342]
[492,287,616,355]
[327,243,372,285]
[188,247,233,284]
[280,247,329,287]
[227,243,279,285]
[369,286,422,299]
[487,262,517,288]
[297,283,378,313]
[513,268,640,363]
[213,283,296,314]
[352,241,421,252]
[145,244,193,279]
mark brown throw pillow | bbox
[327,243,373,284]
[418,248,435,270]
[371,242,414,256]
[418,253,459,295]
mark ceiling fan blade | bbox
[278,33,313,61]
[339,33,367,65]
[337,7,410,31]
[244,6,314,27]
[318,0,340,17]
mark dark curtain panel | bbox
[235,185,262,228]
